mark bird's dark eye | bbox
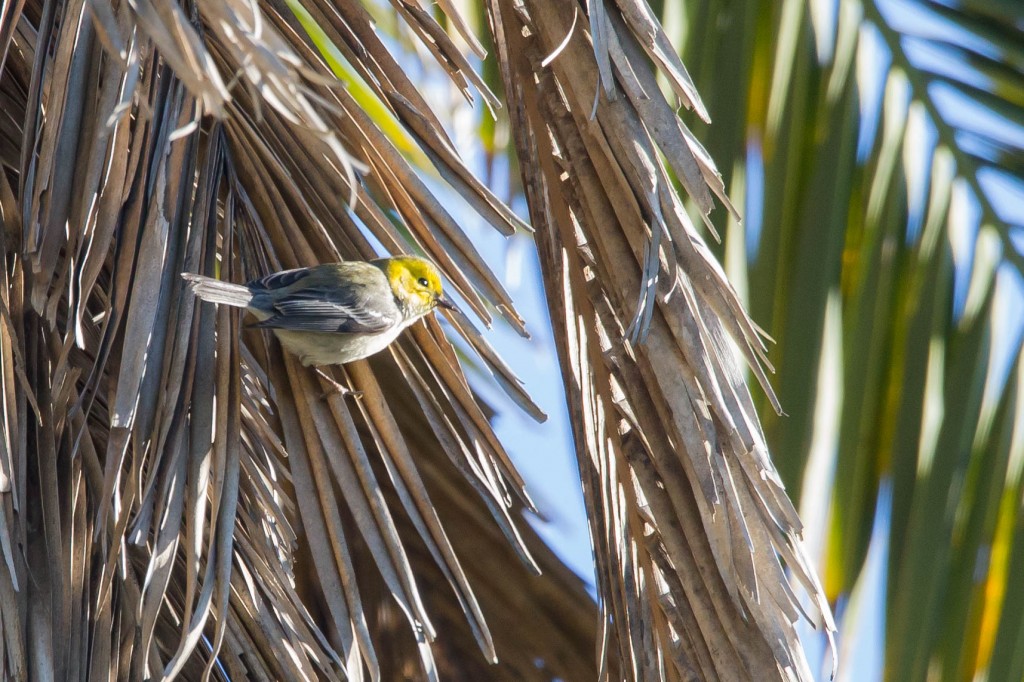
[417,277,430,288]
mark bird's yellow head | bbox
[379,256,456,319]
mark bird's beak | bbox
[435,293,457,311]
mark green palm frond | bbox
[662,0,1023,678]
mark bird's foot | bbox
[313,367,363,400]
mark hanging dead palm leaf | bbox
[0,0,593,679]
[484,0,836,679]
[0,0,834,680]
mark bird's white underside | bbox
[271,317,418,366]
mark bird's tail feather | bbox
[181,273,253,307]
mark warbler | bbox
[182,256,456,367]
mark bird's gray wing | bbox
[247,268,313,291]
[252,284,400,334]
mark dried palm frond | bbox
[0,0,836,679]
[0,0,596,678]
[485,1,836,679]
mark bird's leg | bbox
[313,366,363,399]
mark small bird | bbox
[182,256,456,367]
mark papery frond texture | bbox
[485,1,835,679]
[0,0,594,679]
[0,0,833,679]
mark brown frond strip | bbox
[0,0,597,679]
[487,0,836,679]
